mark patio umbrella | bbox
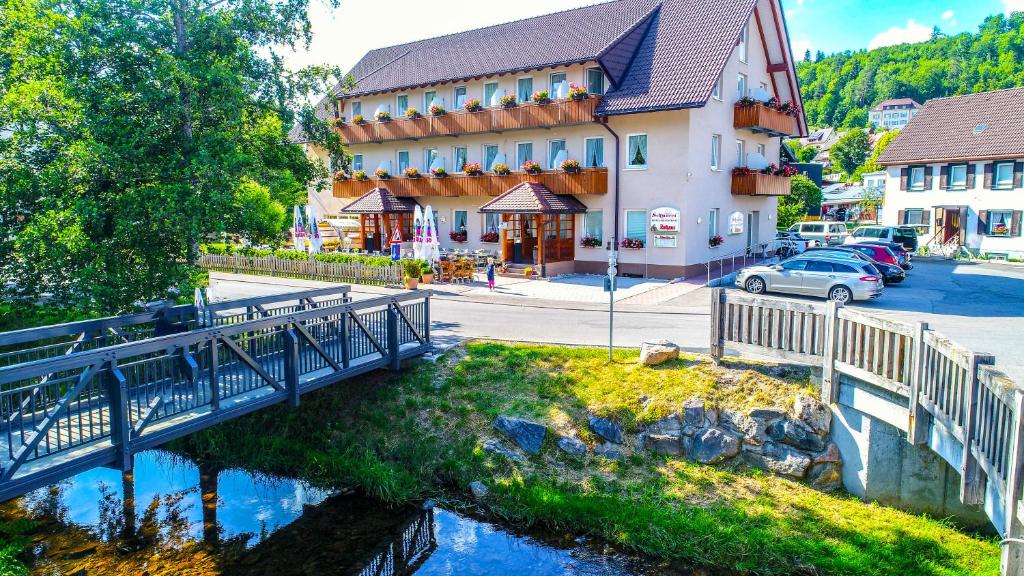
[306,205,323,253]
[413,205,424,260]
[424,205,438,262]
[292,205,306,252]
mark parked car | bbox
[845,225,919,252]
[839,243,901,268]
[787,221,850,247]
[857,240,913,269]
[736,256,884,303]
[797,247,905,285]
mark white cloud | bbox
[941,10,954,20]
[1005,0,1024,14]
[790,36,813,61]
[868,19,932,50]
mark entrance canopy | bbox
[478,182,587,214]
[339,187,420,214]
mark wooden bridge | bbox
[0,286,432,501]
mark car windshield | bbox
[858,228,887,238]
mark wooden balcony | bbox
[733,103,798,137]
[334,167,608,198]
[731,172,792,197]
[335,97,601,144]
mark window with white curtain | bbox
[548,139,566,169]
[587,68,604,94]
[484,82,499,107]
[735,140,746,167]
[584,137,604,168]
[736,73,747,100]
[453,210,468,233]
[396,95,408,115]
[712,75,722,100]
[351,101,362,117]
[352,154,363,171]
[711,134,721,170]
[454,86,467,110]
[397,150,410,173]
[738,23,749,62]
[517,77,533,102]
[424,90,437,110]
[626,134,648,169]
[625,210,646,241]
[483,213,501,236]
[453,146,468,172]
[709,208,720,238]
[516,142,533,168]
[584,211,603,242]
[424,148,438,170]
[484,144,499,170]
[549,72,566,95]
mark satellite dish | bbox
[489,91,502,107]
[749,87,772,103]
[374,103,391,115]
[490,152,506,171]
[429,96,445,109]
[429,156,445,172]
[377,160,392,173]
[552,149,568,169]
[554,81,568,99]
[746,152,770,171]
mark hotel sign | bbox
[650,207,680,248]
[729,211,745,235]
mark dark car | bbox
[858,240,913,270]
[840,243,901,267]
[797,248,905,285]
[895,226,919,251]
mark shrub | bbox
[430,166,448,178]
[464,98,482,112]
[419,260,433,275]
[403,259,422,279]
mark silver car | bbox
[736,256,884,303]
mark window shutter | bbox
[1015,162,1024,188]
[984,163,993,189]
[900,168,908,191]
[897,209,905,225]
[977,210,989,234]
[967,163,976,188]
[939,165,949,189]
[922,209,931,228]
[1013,211,1023,237]
[923,166,933,190]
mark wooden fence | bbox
[710,288,1024,554]
[199,253,404,287]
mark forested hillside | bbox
[798,12,1024,129]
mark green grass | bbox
[177,342,999,576]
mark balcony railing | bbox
[335,97,601,144]
[733,103,798,137]
[333,168,608,198]
[731,172,792,197]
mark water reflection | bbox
[5,450,688,575]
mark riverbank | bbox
[177,342,1000,575]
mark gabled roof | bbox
[878,88,1024,165]
[871,98,922,111]
[478,182,588,214]
[339,188,421,213]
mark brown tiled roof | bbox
[478,182,588,214]
[878,88,1024,165]
[871,98,921,110]
[338,188,421,213]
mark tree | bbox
[859,186,884,224]
[830,129,871,178]
[797,145,819,163]
[850,129,900,182]
[804,49,812,63]
[0,0,342,313]
[777,174,822,229]
[231,179,287,246]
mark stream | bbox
[2,450,694,575]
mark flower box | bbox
[464,98,483,112]
[580,236,602,248]
[522,160,542,175]
[463,162,483,176]
[620,238,645,249]
[733,100,798,137]
[481,231,499,243]
[449,231,467,243]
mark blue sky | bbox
[781,0,1020,58]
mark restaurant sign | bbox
[649,207,681,234]
[729,211,745,235]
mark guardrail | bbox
[704,241,775,286]
[199,254,404,287]
[709,288,1024,559]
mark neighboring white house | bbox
[878,88,1024,259]
[295,0,808,279]
[868,98,921,130]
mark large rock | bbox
[748,407,787,421]
[646,413,682,437]
[594,442,626,461]
[470,481,490,500]
[691,427,740,464]
[746,441,812,478]
[588,415,624,444]
[682,398,706,428]
[493,416,546,454]
[767,418,826,452]
[794,395,831,434]
[720,409,769,445]
[642,433,683,456]
[808,462,842,491]
[639,340,680,366]
[813,442,841,465]
[557,436,587,457]
[482,439,525,462]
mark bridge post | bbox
[907,321,930,445]
[106,360,132,471]
[340,311,351,369]
[961,353,994,505]
[283,326,301,407]
[208,338,220,411]
[423,293,431,347]
[387,303,401,370]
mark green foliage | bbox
[230,179,287,246]
[798,13,1024,128]
[200,244,403,268]
[851,129,900,183]
[830,129,871,178]
[0,0,341,314]
[858,187,884,224]
[777,174,822,229]
[403,259,422,279]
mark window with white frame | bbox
[396,95,408,115]
[587,67,604,94]
[709,208,720,238]
[424,90,437,111]
[712,75,722,100]
[483,213,501,238]
[756,143,765,158]
[453,210,468,234]
[584,137,604,168]
[909,166,925,190]
[735,140,746,167]
[583,210,603,242]
[517,77,533,102]
[989,210,1013,236]
[454,86,467,110]
[626,134,648,169]
[351,101,362,117]
[548,139,566,169]
[949,164,968,189]
[484,82,499,107]
[549,72,566,95]
[711,134,721,170]
[516,142,533,168]
[397,150,410,173]
[902,209,925,226]
[625,210,646,241]
[424,148,438,171]
[483,144,500,171]
[736,73,747,101]
[453,146,468,172]
[352,154,363,171]
[994,162,1014,189]
[739,23,749,62]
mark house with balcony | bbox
[297,0,807,278]
[868,98,922,130]
[877,88,1024,259]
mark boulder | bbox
[482,438,525,462]
[470,481,490,500]
[691,427,740,464]
[808,462,843,491]
[588,415,624,444]
[748,407,787,421]
[557,436,587,457]
[682,398,706,428]
[639,339,680,366]
[494,415,546,454]
[720,409,768,445]
[642,433,683,456]
[767,418,826,452]
[646,413,682,437]
[794,395,832,434]
[705,407,719,426]
[594,442,626,461]
[746,441,812,478]
[813,442,841,465]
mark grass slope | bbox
[179,343,999,576]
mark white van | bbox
[787,221,849,247]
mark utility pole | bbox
[606,250,618,362]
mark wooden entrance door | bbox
[501,214,539,264]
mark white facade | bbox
[869,102,920,130]
[881,161,1024,259]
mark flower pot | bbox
[421,273,434,284]
[405,277,419,290]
